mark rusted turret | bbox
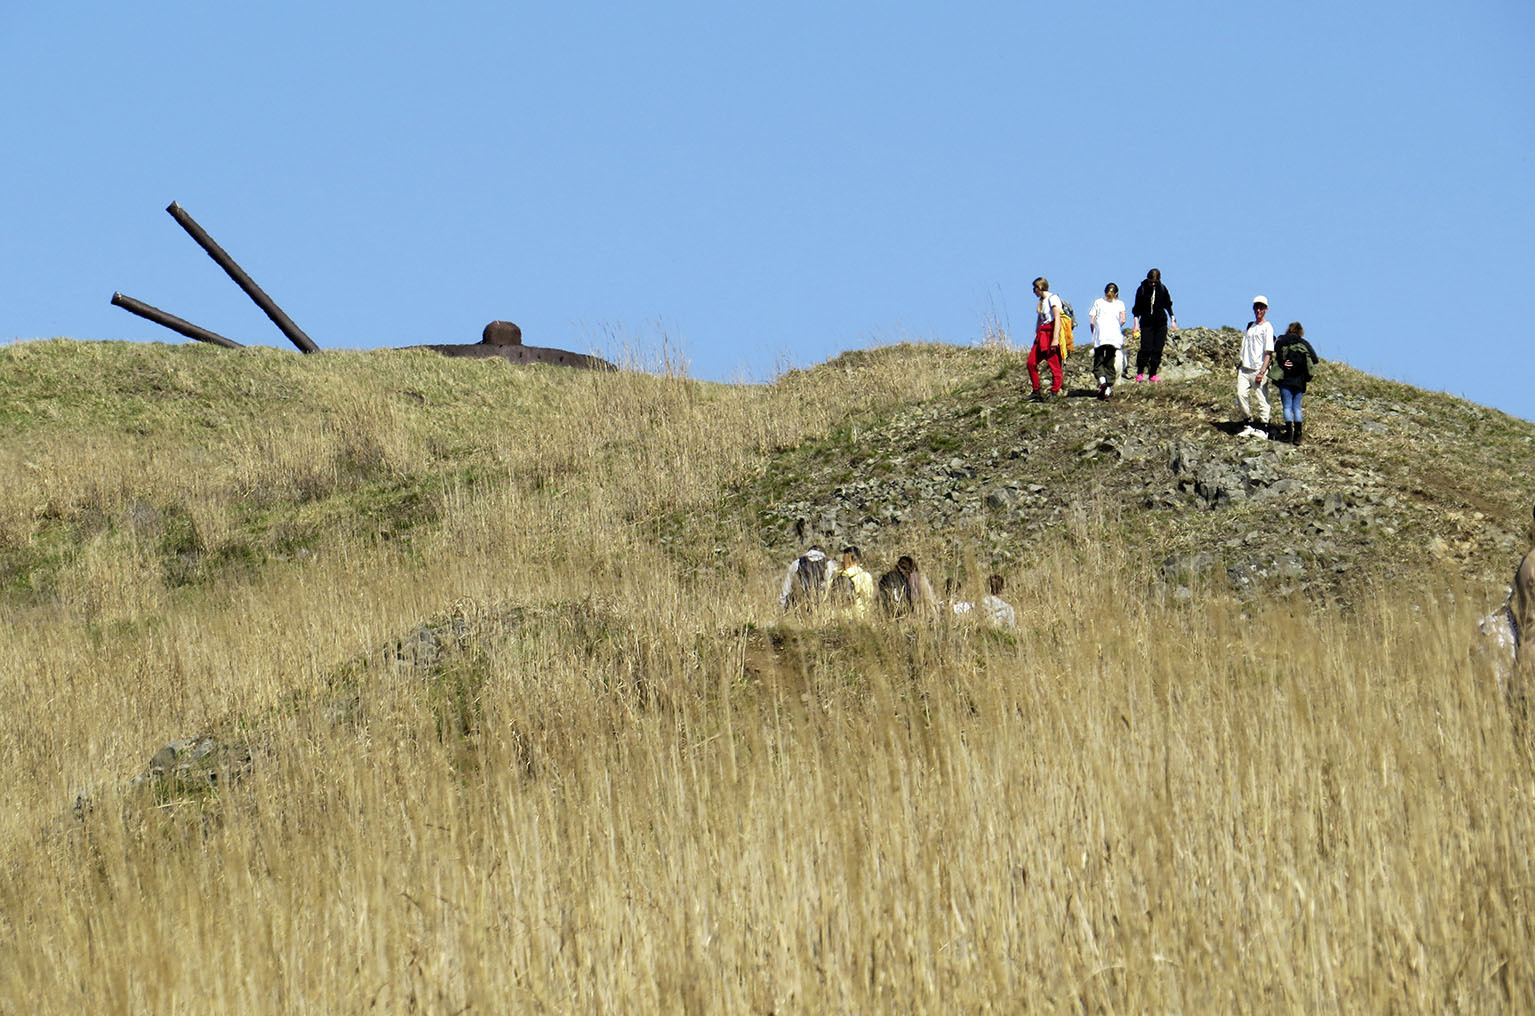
[412,321,616,371]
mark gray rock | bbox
[1163,551,1217,582]
[132,736,252,792]
[1196,462,1247,505]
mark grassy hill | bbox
[1,336,1531,1012]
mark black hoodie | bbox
[1132,279,1173,327]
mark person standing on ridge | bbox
[1130,268,1178,381]
[1235,295,1274,438]
[1271,322,1321,444]
[1027,276,1066,402]
[1088,282,1126,400]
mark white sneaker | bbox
[1238,425,1263,438]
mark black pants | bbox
[1135,321,1168,377]
[1092,345,1119,384]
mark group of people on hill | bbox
[1027,269,1179,403]
[778,544,1016,628]
[1026,272,1323,446]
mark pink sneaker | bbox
[1135,373,1146,382]
[1149,374,1162,383]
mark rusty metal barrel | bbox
[111,292,245,349]
[166,202,320,354]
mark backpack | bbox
[1057,299,1076,357]
[1276,337,1313,384]
[787,554,828,608]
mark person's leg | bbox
[1235,369,1254,422]
[1047,348,1064,393]
[1255,378,1272,425]
[1027,343,1042,392]
[1292,390,1305,444]
[1146,322,1168,377]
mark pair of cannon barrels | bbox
[114,203,615,370]
[113,202,317,353]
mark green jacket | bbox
[1271,334,1320,390]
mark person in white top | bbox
[1027,276,1066,400]
[980,574,1016,628]
[1236,295,1274,438]
[1088,283,1126,400]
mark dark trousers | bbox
[1092,344,1119,384]
[1135,321,1169,377]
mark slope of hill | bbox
[665,327,1533,604]
[0,336,1531,1012]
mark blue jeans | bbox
[1279,385,1304,423]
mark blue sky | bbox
[5,2,1533,420]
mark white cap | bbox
[1252,294,1268,307]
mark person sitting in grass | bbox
[1514,506,1535,697]
[779,544,831,612]
[980,574,1017,629]
[830,545,877,620]
[879,555,938,618]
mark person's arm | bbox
[1165,287,1177,331]
[1257,327,1273,380]
[1117,305,1126,328]
[1051,295,1062,348]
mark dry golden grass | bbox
[0,339,1530,1013]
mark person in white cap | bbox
[1235,296,1274,438]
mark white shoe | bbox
[1239,425,1265,438]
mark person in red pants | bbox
[1027,276,1065,401]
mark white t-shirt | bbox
[981,595,1016,628]
[1241,320,1275,371]
[1089,298,1125,348]
[1037,291,1062,325]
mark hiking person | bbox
[1089,283,1126,400]
[779,544,831,611]
[980,574,1017,628]
[830,545,877,619]
[1235,295,1274,438]
[1027,276,1066,401]
[1271,322,1321,444]
[1130,268,1178,382]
